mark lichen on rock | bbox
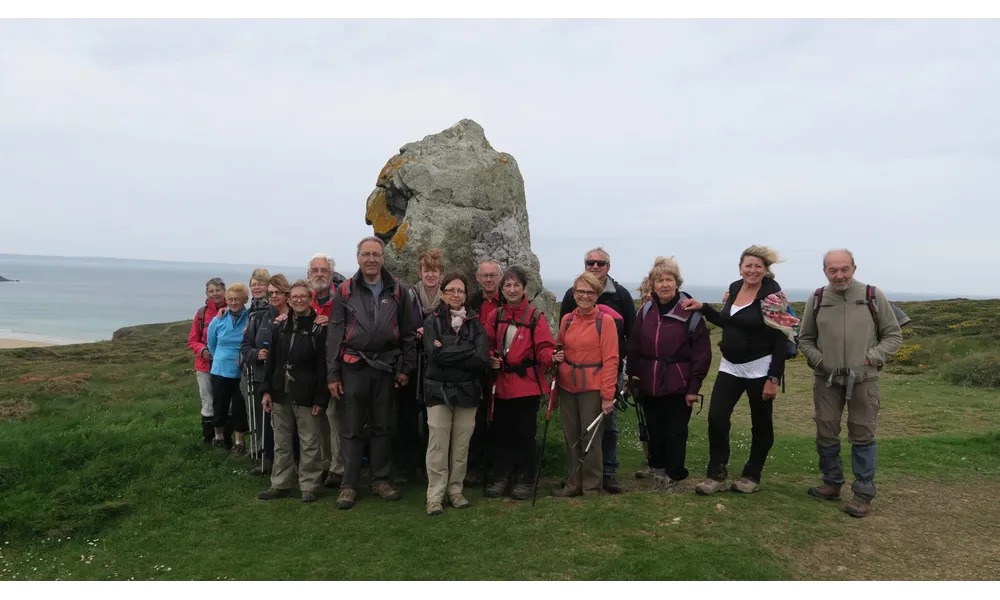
[363,119,557,330]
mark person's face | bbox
[207,284,226,305]
[267,285,287,310]
[442,279,467,311]
[654,273,677,303]
[740,256,767,287]
[824,252,857,291]
[226,292,247,313]
[250,279,268,299]
[476,263,501,295]
[289,287,312,314]
[421,266,442,292]
[573,284,598,312]
[308,258,332,292]
[501,277,525,304]
[585,252,610,283]
[358,242,384,277]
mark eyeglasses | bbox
[585,260,608,268]
[359,252,383,259]
[442,288,466,296]
[309,268,331,274]
[478,273,499,279]
[573,289,597,298]
[290,295,311,301]
[266,291,286,297]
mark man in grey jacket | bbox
[797,249,903,518]
[327,236,418,510]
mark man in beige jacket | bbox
[797,249,903,518]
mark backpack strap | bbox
[640,300,653,321]
[195,306,207,341]
[813,287,825,314]
[867,285,881,341]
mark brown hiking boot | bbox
[731,477,759,494]
[843,494,871,518]
[372,481,402,501]
[336,488,357,510]
[301,491,318,503]
[549,486,583,498]
[807,483,843,501]
[232,443,247,457]
[448,493,470,509]
[258,487,290,500]
[635,463,653,480]
[426,501,444,516]
[694,478,728,496]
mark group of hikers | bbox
[187,238,903,518]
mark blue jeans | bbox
[602,406,619,477]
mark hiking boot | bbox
[448,493,470,509]
[258,488,290,501]
[250,458,273,477]
[731,477,759,494]
[336,488,357,510]
[603,475,623,494]
[807,483,843,501]
[211,438,227,450]
[372,481,402,501]
[324,472,343,489]
[485,476,510,498]
[201,417,214,443]
[694,478,729,496]
[635,462,653,480]
[232,444,247,457]
[510,481,532,500]
[301,491,318,503]
[427,501,444,516]
[653,475,680,494]
[549,486,583,498]
[463,468,481,486]
[843,494,871,518]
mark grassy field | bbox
[1,299,999,581]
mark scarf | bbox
[450,307,467,333]
[760,291,800,341]
[417,283,442,317]
[249,296,270,315]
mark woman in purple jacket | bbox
[627,258,712,493]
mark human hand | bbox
[552,350,565,364]
[258,349,268,360]
[328,382,343,399]
[262,393,273,412]
[601,398,614,415]
[433,340,442,348]
[763,380,778,401]
[315,315,329,326]
[312,405,321,416]
[680,298,703,312]
[201,348,213,361]
[416,327,424,339]
[396,373,409,388]
[685,394,698,407]
[490,356,502,370]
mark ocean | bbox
[0,254,982,344]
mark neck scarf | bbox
[418,283,442,317]
[450,307,467,333]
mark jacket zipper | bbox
[653,310,662,389]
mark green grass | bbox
[1,302,999,581]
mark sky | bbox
[1,19,998,296]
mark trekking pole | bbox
[567,411,605,481]
[484,381,494,496]
[532,371,559,506]
[249,362,259,460]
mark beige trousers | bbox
[195,371,213,417]
[319,401,345,476]
[425,403,478,503]
[271,402,324,493]
[560,390,604,494]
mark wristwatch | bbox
[767,376,780,385]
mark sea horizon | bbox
[1,252,996,344]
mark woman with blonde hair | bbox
[681,245,799,495]
[207,282,251,453]
[549,272,620,497]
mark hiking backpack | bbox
[639,292,703,343]
[563,304,624,339]
[813,285,884,341]
[336,276,404,352]
[494,304,545,394]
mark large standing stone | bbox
[365,119,558,330]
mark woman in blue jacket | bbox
[207,282,251,454]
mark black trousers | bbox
[467,375,492,471]
[392,376,426,476]
[211,375,248,433]
[706,371,774,483]
[491,395,539,484]
[640,394,692,481]
[338,363,394,489]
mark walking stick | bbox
[531,373,559,506]
[566,411,605,482]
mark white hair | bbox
[477,259,501,273]
[584,247,610,263]
[309,253,335,271]
[823,248,856,269]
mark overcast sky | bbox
[2,19,998,295]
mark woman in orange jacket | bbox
[484,266,556,500]
[550,272,620,497]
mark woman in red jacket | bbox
[187,277,227,443]
[484,266,556,500]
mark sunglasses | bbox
[585,260,608,267]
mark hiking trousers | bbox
[705,371,774,483]
[270,402,324,493]
[425,403,477,502]
[211,374,248,433]
[491,395,539,484]
[196,371,213,418]
[640,394,692,482]
[559,390,604,494]
[320,400,344,477]
[813,375,880,499]
[338,362,394,489]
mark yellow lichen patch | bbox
[390,222,410,250]
[365,189,398,235]
[377,155,413,186]
[499,155,509,164]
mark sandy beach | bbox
[0,337,57,349]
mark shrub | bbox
[944,351,1000,388]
